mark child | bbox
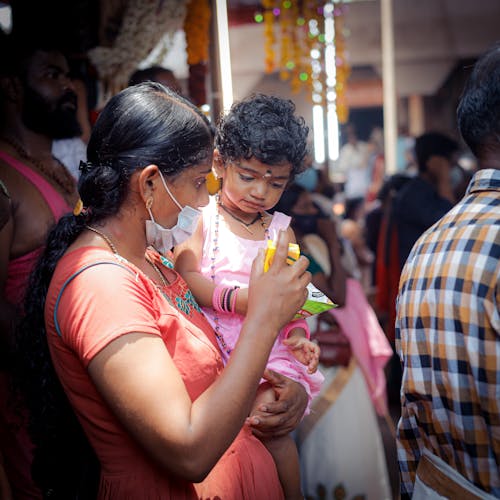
[175,94,324,500]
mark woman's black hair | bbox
[13,81,213,497]
[215,93,309,179]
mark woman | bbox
[15,82,311,499]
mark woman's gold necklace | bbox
[85,225,118,253]
[145,255,169,288]
[85,225,168,287]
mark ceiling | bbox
[227,0,500,100]
[1,0,498,114]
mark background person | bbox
[273,183,393,500]
[128,65,184,96]
[392,131,459,270]
[0,33,80,499]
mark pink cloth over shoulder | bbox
[0,150,71,306]
[200,197,324,411]
[328,278,392,415]
[0,151,71,499]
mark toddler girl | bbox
[175,94,324,499]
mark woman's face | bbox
[155,162,212,227]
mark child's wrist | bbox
[212,284,241,313]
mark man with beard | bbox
[0,34,80,499]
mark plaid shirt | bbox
[396,168,500,498]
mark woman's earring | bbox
[206,171,222,195]
[146,197,153,210]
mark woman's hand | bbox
[246,370,308,438]
[247,230,311,335]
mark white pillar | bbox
[209,0,234,120]
[381,0,397,174]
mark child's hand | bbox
[283,329,320,374]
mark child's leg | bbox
[252,383,303,500]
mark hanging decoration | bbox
[333,1,350,124]
[260,0,323,95]
[256,0,351,122]
[183,0,211,106]
[88,0,186,103]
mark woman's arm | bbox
[88,231,311,482]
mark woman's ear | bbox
[137,164,160,201]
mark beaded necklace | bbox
[219,203,261,234]
[1,136,76,196]
[210,196,270,357]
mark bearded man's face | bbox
[21,50,81,139]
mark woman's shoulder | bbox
[49,247,149,305]
[56,247,135,278]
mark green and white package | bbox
[294,283,337,319]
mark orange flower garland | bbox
[183,0,211,105]
[257,0,351,122]
[184,0,210,65]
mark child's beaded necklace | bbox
[210,195,270,357]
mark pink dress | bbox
[200,197,324,407]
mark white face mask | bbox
[145,171,201,254]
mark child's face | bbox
[216,155,292,213]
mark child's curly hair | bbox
[215,93,310,178]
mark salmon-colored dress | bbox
[45,247,284,500]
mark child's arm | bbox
[281,318,320,374]
[283,327,320,374]
[174,217,250,313]
[174,218,217,308]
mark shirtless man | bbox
[0,34,80,499]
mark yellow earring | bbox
[206,171,222,195]
[146,197,153,210]
[73,198,83,216]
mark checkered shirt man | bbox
[396,168,500,498]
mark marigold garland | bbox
[183,0,211,105]
[184,0,210,65]
[258,0,350,121]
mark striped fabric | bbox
[395,168,500,498]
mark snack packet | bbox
[263,239,337,319]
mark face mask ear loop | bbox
[146,197,156,223]
[158,170,183,211]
